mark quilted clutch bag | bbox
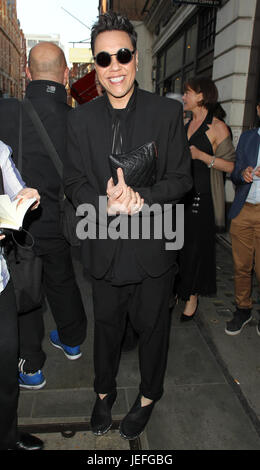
[108,141,157,187]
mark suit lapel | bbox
[90,97,112,190]
[131,89,150,149]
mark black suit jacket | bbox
[64,88,193,278]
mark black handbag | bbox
[108,141,157,187]
[5,232,43,314]
[22,99,80,247]
[0,109,43,314]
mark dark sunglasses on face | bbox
[94,48,136,68]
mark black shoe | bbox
[180,299,199,322]
[12,433,44,450]
[225,308,252,335]
[91,390,117,435]
[119,393,155,440]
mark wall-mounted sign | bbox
[69,48,93,64]
[173,0,221,6]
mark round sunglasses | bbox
[94,48,136,68]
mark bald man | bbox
[0,42,87,389]
[27,42,69,84]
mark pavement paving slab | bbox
[18,239,260,451]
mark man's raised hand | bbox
[107,168,144,215]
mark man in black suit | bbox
[64,12,192,440]
[0,42,87,389]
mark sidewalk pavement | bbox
[18,236,260,450]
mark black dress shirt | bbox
[105,87,147,285]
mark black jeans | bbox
[19,239,87,373]
[92,267,175,401]
[0,281,19,450]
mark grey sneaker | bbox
[256,321,260,336]
[225,308,252,336]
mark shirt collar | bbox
[25,80,68,104]
[105,84,137,118]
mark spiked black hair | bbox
[91,11,137,54]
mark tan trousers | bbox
[230,202,260,309]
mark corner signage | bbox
[173,0,221,6]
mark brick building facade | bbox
[0,0,25,98]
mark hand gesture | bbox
[242,166,254,183]
[107,168,144,215]
[189,145,202,160]
[15,187,40,210]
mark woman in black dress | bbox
[176,77,235,320]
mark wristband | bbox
[208,156,216,168]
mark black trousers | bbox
[19,238,87,373]
[0,281,19,450]
[91,267,175,401]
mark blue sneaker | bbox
[50,330,82,360]
[19,370,46,390]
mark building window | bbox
[156,18,198,96]
[165,35,184,78]
[185,22,197,65]
[28,40,37,48]
[172,75,182,94]
[157,52,165,84]
[198,7,217,54]
[155,6,217,96]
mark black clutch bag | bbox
[108,141,157,187]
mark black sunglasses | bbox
[94,48,136,68]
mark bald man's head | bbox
[27,42,69,85]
